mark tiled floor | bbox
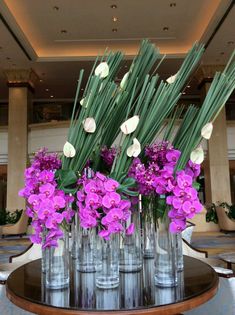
[192,231,235,258]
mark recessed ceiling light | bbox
[61,29,67,34]
[81,88,84,91]
[227,41,234,45]
[45,88,49,92]
[53,6,59,10]
[39,79,43,83]
[170,2,176,7]
[187,85,191,88]
[163,27,169,31]
[50,95,54,98]
[124,65,128,68]
[111,4,117,9]
[112,16,118,22]
[112,28,118,32]
[182,92,186,95]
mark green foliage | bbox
[55,169,77,194]
[0,209,23,225]
[205,203,218,224]
[174,50,235,170]
[219,202,235,220]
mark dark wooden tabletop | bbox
[6,256,219,315]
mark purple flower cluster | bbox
[129,142,180,196]
[129,142,203,233]
[76,171,132,240]
[166,167,203,233]
[19,148,75,248]
[100,146,116,168]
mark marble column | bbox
[4,69,38,212]
[196,65,231,204]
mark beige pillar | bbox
[5,69,38,211]
[197,65,231,204]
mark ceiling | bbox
[0,0,234,100]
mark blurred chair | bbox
[183,239,235,314]
[216,206,235,232]
[0,243,41,284]
[1,210,28,237]
[182,221,195,244]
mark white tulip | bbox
[63,141,76,158]
[83,117,96,133]
[95,62,109,78]
[127,138,141,157]
[80,98,84,106]
[120,115,139,135]
[190,147,204,164]
[166,73,178,84]
[201,122,213,140]
[120,72,129,89]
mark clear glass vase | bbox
[154,214,177,287]
[176,233,184,272]
[119,209,142,272]
[142,195,156,259]
[45,230,70,289]
[95,233,119,289]
[77,225,96,272]
[71,213,79,259]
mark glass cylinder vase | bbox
[45,230,70,289]
[77,225,96,272]
[95,233,119,289]
[176,233,184,272]
[142,195,156,259]
[154,214,177,288]
[71,213,79,259]
[119,209,142,272]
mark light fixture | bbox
[50,95,54,98]
[182,92,186,95]
[163,26,169,31]
[81,88,84,91]
[112,16,118,22]
[110,4,117,9]
[124,65,128,68]
[187,85,191,88]
[39,79,43,83]
[112,28,118,32]
[45,88,49,92]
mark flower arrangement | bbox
[128,141,202,232]
[19,40,235,249]
[76,171,132,240]
[19,148,74,248]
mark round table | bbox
[6,256,218,315]
[219,252,235,269]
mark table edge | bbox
[6,275,219,315]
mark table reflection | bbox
[8,257,217,312]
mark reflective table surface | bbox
[6,256,218,315]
